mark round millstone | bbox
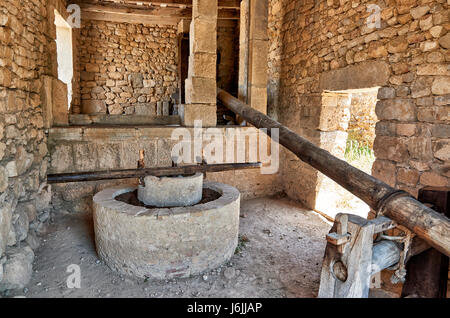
[137,173,203,207]
[93,181,240,280]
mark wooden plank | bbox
[79,3,239,23]
[401,187,449,298]
[319,214,375,298]
[217,88,450,257]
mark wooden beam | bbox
[78,3,239,24]
[47,162,262,183]
[217,88,450,257]
[70,0,241,9]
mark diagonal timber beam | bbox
[217,88,450,257]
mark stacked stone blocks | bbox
[182,0,218,127]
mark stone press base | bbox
[93,181,240,280]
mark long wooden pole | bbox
[217,88,450,256]
[47,162,261,184]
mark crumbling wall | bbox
[269,0,450,210]
[0,0,67,292]
[76,20,178,115]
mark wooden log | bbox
[217,88,450,257]
[47,162,261,184]
[401,187,450,298]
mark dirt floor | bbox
[4,195,397,298]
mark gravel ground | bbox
[4,195,397,298]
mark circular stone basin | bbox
[93,181,240,280]
[138,173,203,207]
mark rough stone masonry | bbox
[0,0,70,291]
[76,20,179,115]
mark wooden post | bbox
[401,187,450,298]
[138,149,145,185]
[319,214,376,298]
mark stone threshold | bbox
[69,114,181,126]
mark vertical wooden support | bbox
[177,32,190,104]
[138,149,145,185]
[401,187,450,298]
[238,0,249,104]
[319,214,375,298]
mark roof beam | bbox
[70,0,241,10]
[77,2,239,24]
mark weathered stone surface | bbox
[0,246,34,291]
[138,173,203,207]
[190,19,217,54]
[406,137,433,161]
[411,77,432,98]
[12,209,29,242]
[52,78,69,126]
[77,21,178,115]
[82,99,107,114]
[438,33,450,49]
[375,99,416,122]
[433,140,450,161]
[35,185,52,214]
[432,77,450,95]
[192,0,218,20]
[15,146,33,176]
[25,231,40,250]
[0,203,13,256]
[185,77,217,104]
[128,73,144,88]
[188,53,216,79]
[420,172,448,187]
[50,144,73,173]
[93,182,240,279]
[319,61,390,91]
[410,6,430,19]
[417,64,449,76]
[397,168,419,186]
[396,123,416,136]
[0,166,8,192]
[373,136,409,162]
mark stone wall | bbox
[48,126,282,214]
[76,20,178,115]
[269,0,450,211]
[0,0,67,292]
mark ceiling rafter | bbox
[68,0,240,25]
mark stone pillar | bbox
[180,0,217,127]
[248,0,269,114]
